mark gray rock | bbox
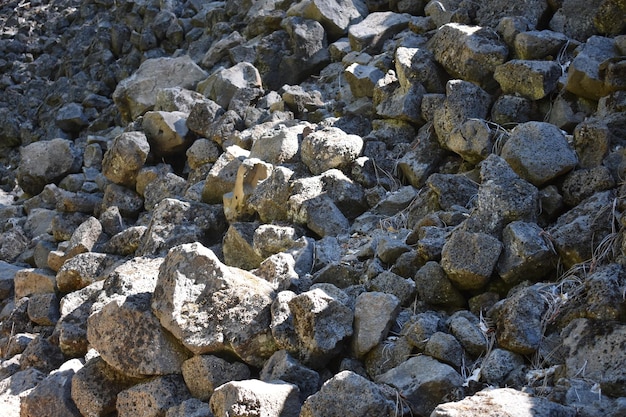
[397,123,447,188]
[373,72,425,124]
[445,118,494,164]
[223,158,273,223]
[249,123,306,165]
[88,292,190,378]
[210,379,301,417]
[0,261,22,300]
[321,169,368,220]
[20,360,83,417]
[494,285,548,355]
[549,0,603,41]
[561,166,616,206]
[198,62,263,109]
[116,375,192,417]
[300,126,363,175]
[299,370,398,417]
[56,252,120,293]
[344,63,385,98]
[414,261,466,309]
[494,60,561,100]
[480,348,525,386]
[548,190,615,268]
[281,17,331,85]
[64,216,103,260]
[101,183,144,218]
[0,368,46,415]
[433,80,492,146]
[424,331,464,369]
[201,31,245,68]
[348,11,411,53]
[501,121,578,187]
[71,356,142,417]
[19,335,65,373]
[376,355,463,417]
[223,222,265,271]
[155,87,208,114]
[565,36,619,100]
[291,194,350,238]
[448,312,488,357]
[288,285,354,368]
[26,292,59,326]
[186,138,221,170]
[202,145,249,204]
[260,350,320,401]
[142,110,190,155]
[248,166,295,223]
[143,172,187,211]
[490,94,536,126]
[367,270,416,306]
[165,398,213,417]
[475,0,550,29]
[255,253,304,292]
[352,292,400,358]
[136,198,226,257]
[181,355,251,401]
[113,55,208,122]
[253,224,300,260]
[431,387,576,417]
[186,99,225,139]
[395,46,447,94]
[594,0,626,35]
[429,23,508,88]
[496,221,558,285]
[513,30,570,60]
[441,230,502,291]
[151,243,276,366]
[17,138,82,196]
[287,0,366,39]
[573,113,626,169]
[55,102,88,133]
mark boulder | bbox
[151,243,277,367]
[501,121,578,187]
[142,110,190,155]
[17,138,82,196]
[395,46,447,94]
[431,387,576,417]
[286,0,366,39]
[475,0,550,29]
[198,62,263,109]
[56,252,120,293]
[414,261,466,309]
[20,360,83,417]
[344,63,385,98]
[348,11,412,53]
[14,268,56,300]
[549,0,604,41]
[101,132,151,189]
[260,350,320,401]
[202,145,249,204]
[565,36,620,100]
[429,23,509,88]
[513,30,570,60]
[116,375,191,417]
[447,311,488,357]
[112,55,208,122]
[210,379,301,417]
[352,292,401,358]
[299,370,398,417]
[181,355,251,401]
[480,348,525,386]
[249,123,306,165]
[300,126,363,175]
[248,166,295,223]
[376,355,464,417]
[424,331,464,369]
[494,60,561,100]
[223,158,273,223]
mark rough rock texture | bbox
[1,0,626,416]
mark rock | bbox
[414,261,466,309]
[480,348,525,386]
[287,0,366,39]
[299,370,398,417]
[281,17,331,85]
[253,224,300,260]
[561,166,615,206]
[116,374,191,417]
[165,398,213,417]
[26,292,59,326]
[445,118,494,164]
[475,0,550,29]
[321,169,368,220]
[87,292,190,378]
[441,230,502,290]
[367,270,416,306]
[287,285,354,368]
[433,80,492,146]
[348,11,412,53]
[395,46,447,94]
[56,252,120,293]
[291,193,350,238]
[186,138,221,169]
[490,94,537,126]
[429,23,509,88]
[101,183,144,218]
[549,0,604,41]
[71,356,142,417]
[186,99,225,139]
[143,172,187,211]
[142,110,190,155]
[565,36,620,100]
[151,243,276,367]
[20,360,83,417]
[249,123,306,165]
[210,379,301,417]
[181,355,251,401]
[501,121,578,187]
[260,350,320,401]
[344,63,385,98]
[301,126,363,175]
[202,145,249,204]
[155,87,208,114]
[248,166,294,222]
[55,102,88,133]
[0,261,23,300]
[223,222,265,270]
[136,198,226,257]
[548,190,616,268]
[14,268,56,300]
[431,387,576,416]
[373,71,425,124]
[493,285,548,355]
[19,335,65,373]
[113,55,208,122]
[223,158,273,222]
[352,292,400,358]
[496,221,558,285]
[17,138,82,196]
[494,60,562,100]
[573,113,626,168]
[447,312,488,357]
[198,62,263,109]
[594,0,626,35]
[513,30,570,60]
[397,124,447,188]
[424,331,464,368]
[0,368,46,416]
[376,355,464,416]
[64,216,103,260]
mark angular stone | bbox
[155,86,208,114]
[348,12,411,54]
[376,355,463,417]
[116,375,191,417]
[20,360,82,417]
[397,123,447,188]
[445,118,493,164]
[300,371,397,417]
[101,183,144,218]
[301,127,363,175]
[223,158,273,223]
[143,172,187,211]
[441,230,502,290]
[202,145,249,204]
[64,216,103,260]
[566,36,619,100]
[26,292,59,326]
[395,46,447,94]
[198,62,263,109]
[344,63,385,98]
[102,132,150,187]
[55,102,88,133]
[429,23,508,88]
[373,72,425,124]
[186,99,225,138]
[113,55,208,122]
[501,121,578,187]
[494,60,561,100]
[14,268,56,300]
[165,398,213,417]
[87,292,189,378]
[17,138,82,196]
[0,368,46,416]
[287,0,365,39]
[186,138,221,169]
[414,261,466,309]
[561,166,615,206]
[447,312,488,357]
[424,331,464,368]
[480,348,525,386]
[151,243,276,366]
[475,0,550,29]
[56,252,120,293]
[514,30,570,60]
[142,110,190,155]
[0,261,22,300]
[223,222,265,270]
[210,379,301,417]
[352,292,400,358]
[248,166,295,223]
[249,123,306,165]
[181,355,251,401]
[549,0,603,41]
[260,350,320,401]
[19,335,65,373]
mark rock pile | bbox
[1,0,626,416]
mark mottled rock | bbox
[549,0,604,41]
[56,252,120,293]
[480,348,525,386]
[395,46,447,94]
[249,123,306,165]
[142,110,190,155]
[494,60,561,100]
[445,118,494,164]
[348,12,411,53]
[260,350,320,401]
[514,30,570,60]
[344,63,385,98]
[26,292,59,326]
[300,127,363,175]
[414,261,466,309]
[475,0,550,29]
[424,331,464,369]
[20,360,82,417]
[248,166,295,223]
[151,243,276,366]
[210,379,301,417]
[198,62,263,109]
[565,36,620,100]
[113,55,208,122]
[116,375,191,417]
[352,292,400,358]
[14,268,56,300]
[287,0,366,39]
[181,355,251,401]
[202,145,249,204]
[447,312,488,357]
